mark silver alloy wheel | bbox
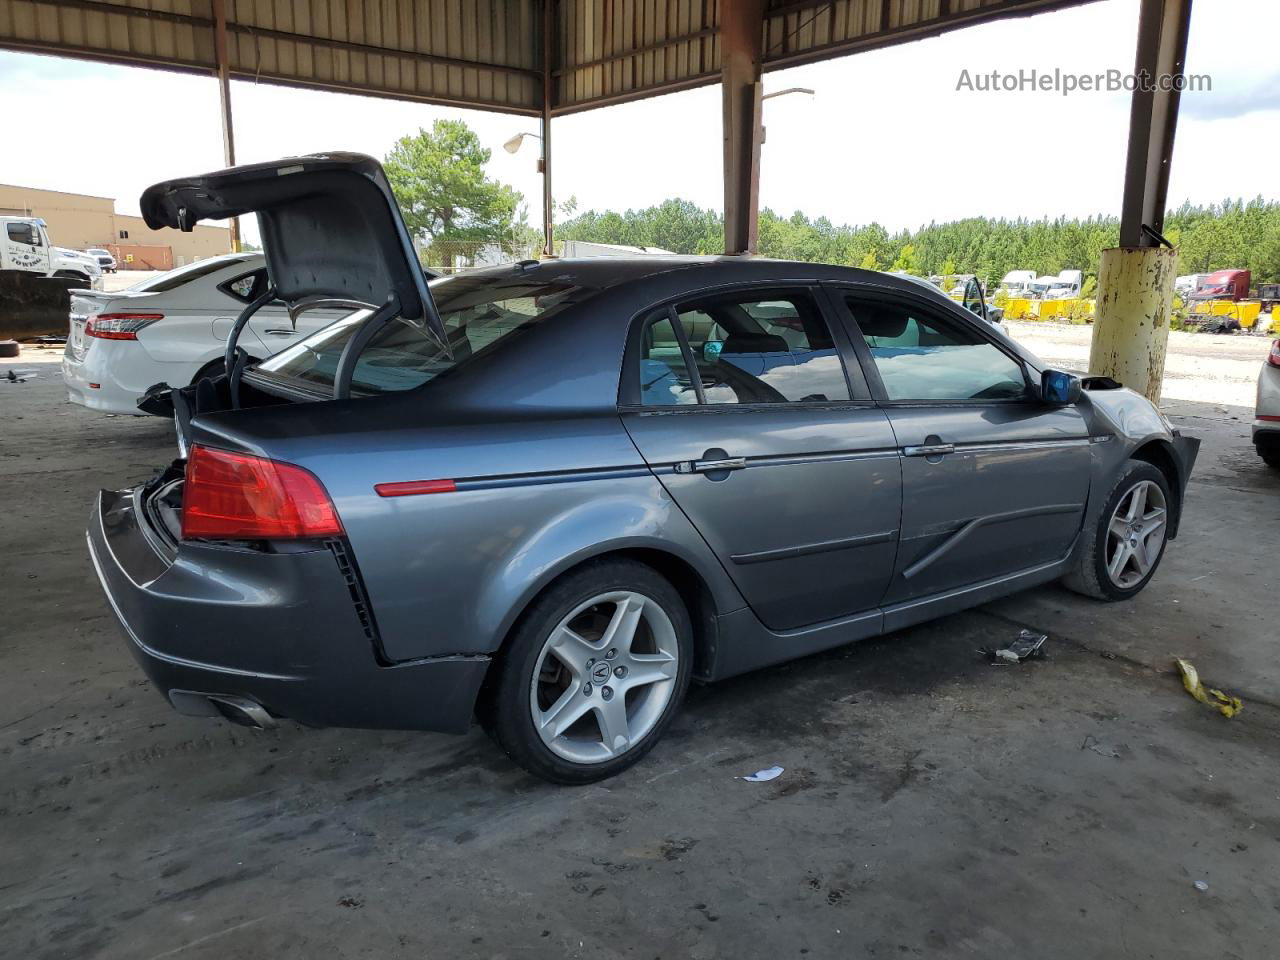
[530,590,679,764]
[1105,479,1168,589]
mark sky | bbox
[1,0,1276,246]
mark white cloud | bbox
[0,0,1275,247]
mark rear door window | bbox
[636,290,852,406]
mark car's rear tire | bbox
[1062,460,1172,601]
[481,559,693,784]
[1258,445,1280,469]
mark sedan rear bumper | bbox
[88,487,488,733]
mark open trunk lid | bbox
[140,152,444,345]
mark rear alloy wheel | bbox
[1063,460,1172,601]
[484,560,692,783]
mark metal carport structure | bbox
[0,0,1194,394]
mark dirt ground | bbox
[1008,319,1274,408]
[2,335,1279,960]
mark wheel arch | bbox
[1129,437,1183,537]
[489,542,727,683]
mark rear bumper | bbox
[87,487,488,733]
[1252,421,1280,445]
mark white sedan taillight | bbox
[1268,339,1280,368]
[85,313,164,340]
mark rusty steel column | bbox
[541,0,555,258]
[1091,247,1179,402]
[1093,0,1192,398]
[721,0,765,255]
[212,0,240,252]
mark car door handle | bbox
[261,328,296,337]
[903,443,956,458]
[674,457,747,474]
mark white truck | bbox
[2,217,103,288]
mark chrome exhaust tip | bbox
[207,695,276,729]
[168,690,277,729]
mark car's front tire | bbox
[482,559,693,784]
[1063,460,1172,601]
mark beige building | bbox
[0,182,232,270]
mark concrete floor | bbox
[3,343,1279,960]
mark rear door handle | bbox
[674,456,746,474]
[903,443,956,458]
[261,329,296,337]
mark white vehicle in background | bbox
[1176,273,1209,299]
[1044,269,1083,299]
[2,217,103,288]
[1254,339,1280,468]
[62,253,347,416]
[85,247,117,273]
[999,269,1036,297]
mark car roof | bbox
[443,256,961,308]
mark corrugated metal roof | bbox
[0,0,543,114]
[1,0,1094,116]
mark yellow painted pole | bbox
[1090,246,1178,404]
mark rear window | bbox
[253,274,585,395]
[126,256,255,293]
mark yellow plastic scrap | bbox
[1174,658,1242,718]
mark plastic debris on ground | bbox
[1194,880,1209,892]
[983,629,1048,664]
[1174,658,1242,718]
[1081,735,1124,759]
[738,766,784,782]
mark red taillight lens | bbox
[181,445,343,541]
[1268,339,1280,368]
[85,312,164,340]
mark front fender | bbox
[1078,388,1197,539]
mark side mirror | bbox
[703,340,724,363]
[1041,368,1083,406]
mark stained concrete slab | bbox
[2,344,1278,960]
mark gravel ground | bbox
[1007,320,1273,408]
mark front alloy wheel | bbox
[483,559,693,784]
[1104,479,1167,589]
[1062,459,1173,601]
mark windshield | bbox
[254,273,587,395]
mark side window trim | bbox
[666,304,707,405]
[832,286,1032,406]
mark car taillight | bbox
[1268,339,1280,368]
[85,312,163,340]
[181,445,343,541]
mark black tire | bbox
[0,340,19,359]
[1259,446,1280,469]
[1062,460,1172,601]
[481,559,694,784]
[191,355,259,385]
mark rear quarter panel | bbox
[194,402,744,662]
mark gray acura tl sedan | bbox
[89,155,1199,783]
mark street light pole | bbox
[758,87,815,146]
[503,130,552,259]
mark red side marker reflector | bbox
[375,478,457,498]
